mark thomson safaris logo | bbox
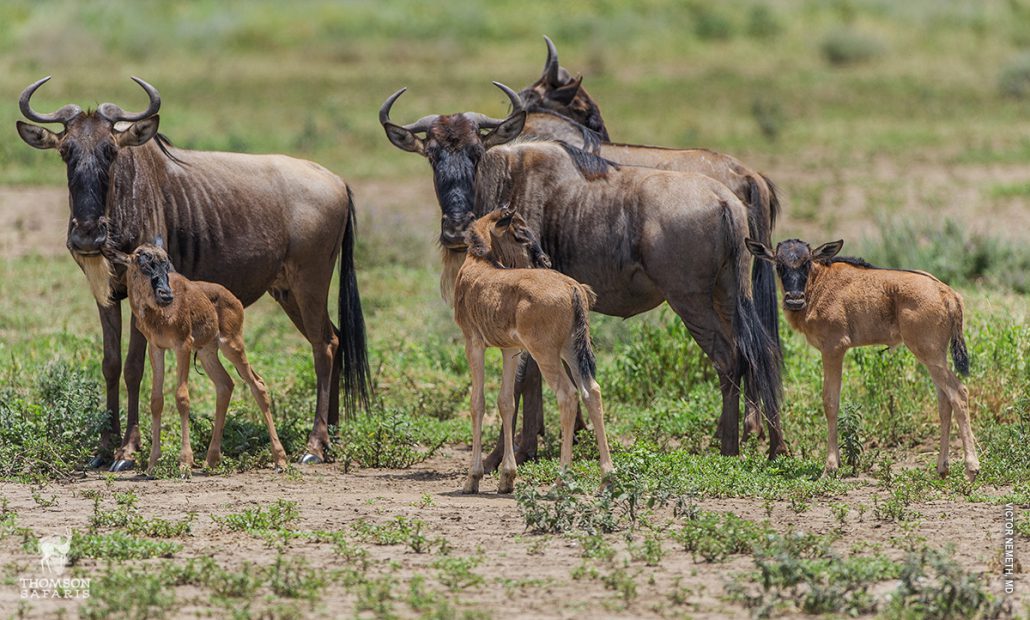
[18,530,90,600]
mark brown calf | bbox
[746,238,979,481]
[106,243,288,475]
[453,209,614,494]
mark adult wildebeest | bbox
[480,37,786,467]
[379,83,782,458]
[746,238,980,481]
[16,76,371,469]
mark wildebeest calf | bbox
[453,209,614,494]
[746,238,980,481]
[106,243,288,475]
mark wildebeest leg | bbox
[196,346,233,470]
[174,347,195,474]
[934,386,952,477]
[531,350,580,472]
[92,302,122,468]
[328,324,343,431]
[221,335,289,470]
[484,355,535,472]
[924,361,979,481]
[111,318,147,472]
[462,340,487,494]
[563,349,614,481]
[820,350,845,475]
[146,345,164,477]
[496,348,521,494]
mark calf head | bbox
[467,208,551,269]
[746,238,844,311]
[16,76,162,256]
[518,36,609,140]
[379,83,526,248]
[105,240,175,307]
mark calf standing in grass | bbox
[746,238,980,481]
[453,209,614,494]
[106,243,288,475]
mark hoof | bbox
[86,454,111,470]
[965,468,979,483]
[462,478,480,494]
[109,459,135,472]
[299,453,323,465]
[497,470,516,494]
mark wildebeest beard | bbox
[426,118,486,244]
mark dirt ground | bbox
[0,448,1022,619]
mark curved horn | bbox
[19,76,82,124]
[378,87,438,134]
[467,82,524,129]
[543,35,561,86]
[98,76,161,123]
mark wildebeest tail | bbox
[339,186,372,414]
[571,285,597,384]
[722,203,782,427]
[747,175,782,361]
[950,297,970,376]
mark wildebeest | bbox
[379,83,782,458]
[16,76,370,469]
[490,37,786,466]
[106,242,288,475]
[745,238,980,481]
[454,208,613,493]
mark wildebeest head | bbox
[380,82,526,249]
[16,76,162,256]
[518,36,609,141]
[467,207,551,270]
[105,240,175,307]
[746,238,844,311]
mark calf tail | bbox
[950,298,970,376]
[723,203,782,428]
[571,285,597,384]
[747,175,782,362]
[339,186,372,415]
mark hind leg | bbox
[562,347,614,479]
[934,386,953,477]
[220,335,289,470]
[925,362,978,481]
[196,346,234,469]
[530,350,581,472]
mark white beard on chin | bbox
[73,253,114,307]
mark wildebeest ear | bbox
[114,115,160,147]
[483,111,526,148]
[812,240,844,261]
[16,121,60,150]
[547,76,583,106]
[383,123,425,155]
[744,238,776,262]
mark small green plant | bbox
[69,531,181,561]
[671,511,771,562]
[265,554,324,600]
[885,547,1007,619]
[432,554,484,591]
[338,409,448,471]
[838,404,864,473]
[212,499,299,533]
[352,516,444,554]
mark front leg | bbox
[92,302,123,468]
[174,348,195,474]
[111,317,147,471]
[147,346,165,476]
[821,350,846,475]
[462,340,487,494]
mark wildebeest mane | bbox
[557,142,619,181]
[154,133,189,167]
[828,255,944,282]
[531,109,603,153]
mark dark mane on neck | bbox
[826,255,879,268]
[154,133,188,166]
[533,109,603,153]
[556,141,619,180]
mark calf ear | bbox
[114,116,160,147]
[483,111,526,148]
[383,123,425,155]
[103,248,131,266]
[16,121,60,150]
[744,238,776,262]
[812,240,844,261]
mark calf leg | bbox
[532,351,580,473]
[196,347,234,470]
[221,336,288,470]
[496,348,521,494]
[926,363,979,481]
[821,350,845,475]
[935,386,953,477]
[173,348,195,473]
[564,352,614,479]
[462,340,487,494]
[146,346,165,476]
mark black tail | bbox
[571,287,596,382]
[338,186,372,415]
[747,176,782,361]
[723,205,782,431]
[951,305,970,376]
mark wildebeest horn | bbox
[19,76,82,124]
[378,88,438,134]
[543,35,561,86]
[98,76,161,123]
[467,82,524,129]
